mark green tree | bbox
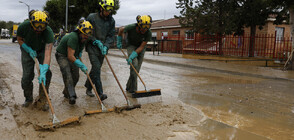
[270,0,294,69]
[176,0,237,55]
[233,0,272,57]
[44,0,120,32]
[176,0,273,57]
[44,0,63,32]
[0,21,6,29]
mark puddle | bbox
[168,131,198,140]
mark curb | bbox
[108,51,294,82]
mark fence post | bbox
[282,36,286,60]
[177,34,180,53]
[273,31,277,58]
[161,39,163,53]
[194,32,196,54]
[242,35,245,57]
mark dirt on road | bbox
[0,46,207,139]
[1,56,262,140]
[0,40,280,139]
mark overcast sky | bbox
[0,0,181,26]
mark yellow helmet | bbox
[77,20,93,36]
[99,0,114,12]
[29,9,36,18]
[136,15,152,30]
[30,11,49,31]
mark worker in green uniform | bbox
[84,0,115,101]
[117,15,152,93]
[55,20,93,105]
[17,10,54,111]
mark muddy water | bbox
[0,39,290,139]
[148,53,294,139]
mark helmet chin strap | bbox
[136,26,146,34]
[100,10,106,18]
[32,26,43,33]
[79,33,88,42]
[100,8,112,19]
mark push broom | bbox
[84,71,115,115]
[104,55,141,110]
[79,58,114,115]
[33,58,81,131]
[120,49,161,98]
[82,57,139,115]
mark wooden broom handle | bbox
[79,58,103,105]
[104,55,128,100]
[120,49,146,88]
[34,58,55,114]
[284,49,294,70]
[86,72,103,105]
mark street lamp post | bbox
[65,0,68,31]
[65,0,75,32]
[19,1,30,17]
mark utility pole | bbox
[19,1,30,18]
[65,0,68,31]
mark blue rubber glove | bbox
[93,40,103,51]
[117,36,122,49]
[74,59,88,74]
[79,51,83,58]
[127,51,138,65]
[21,43,37,59]
[38,64,49,85]
[101,46,108,56]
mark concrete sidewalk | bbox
[108,49,294,82]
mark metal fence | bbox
[157,33,292,60]
[157,40,182,53]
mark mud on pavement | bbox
[0,41,269,139]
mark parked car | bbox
[146,41,158,51]
[1,28,10,39]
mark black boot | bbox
[99,94,108,101]
[69,97,76,105]
[63,90,69,99]
[22,99,33,107]
[68,86,76,104]
[42,103,49,111]
[86,89,95,97]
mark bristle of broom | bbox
[85,104,141,115]
[114,104,141,113]
[34,116,81,131]
[84,108,115,115]
[132,89,161,98]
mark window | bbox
[275,27,284,41]
[161,31,168,40]
[172,30,180,36]
[185,30,194,40]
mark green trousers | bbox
[21,47,52,102]
[55,52,79,98]
[84,46,105,95]
[126,45,146,93]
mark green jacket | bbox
[124,23,152,47]
[17,20,54,51]
[56,32,85,58]
[86,12,115,54]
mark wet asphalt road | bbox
[0,39,294,139]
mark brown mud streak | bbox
[0,62,26,137]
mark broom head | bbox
[132,89,161,98]
[33,116,81,131]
